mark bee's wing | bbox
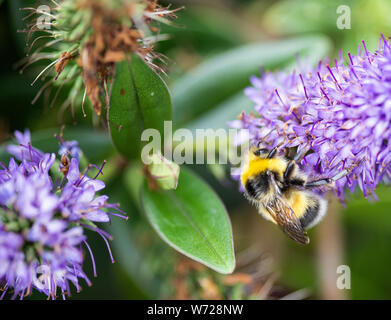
[264,198,309,245]
[265,174,310,245]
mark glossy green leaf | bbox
[141,167,235,274]
[109,55,172,160]
[172,35,331,126]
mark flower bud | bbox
[147,152,180,190]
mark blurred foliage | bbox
[259,0,391,53]
[172,35,330,126]
[1,0,391,300]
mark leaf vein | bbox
[166,191,228,268]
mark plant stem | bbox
[315,194,347,300]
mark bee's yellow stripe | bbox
[289,191,307,218]
[241,158,286,187]
[289,191,320,219]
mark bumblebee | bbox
[240,145,351,245]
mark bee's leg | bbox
[305,169,350,187]
[330,159,364,181]
[305,178,332,187]
[330,169,349,182]
[267,142,285,158]
[306,163,359,188]
[293,146,309,162]
[283,161,306,187]
[284,161,296,180]
[267,146,279,158]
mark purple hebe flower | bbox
[230,35,391,200]
[58,140,81,161]
[0,130,126,299]
[6,130,43,165]
[59,158,109,222]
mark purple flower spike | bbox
[230,35,391,201]
[0,130,126,299]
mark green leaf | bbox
[262,0,341,35]
[109,55,172,160]
[172,35,331,126]
[147,152,180,190]
[140,167,235,274]
[186,91,253,132]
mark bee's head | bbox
[250,146,269,159]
